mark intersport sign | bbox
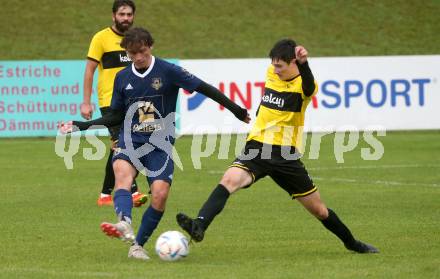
[179,55,439,134]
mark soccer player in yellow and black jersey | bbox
[81,0,147,207]
[177,39,379,254]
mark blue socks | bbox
[114,190,164,246]
[113,189,133,224]
[135,206,164,246]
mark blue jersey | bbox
[111,56,201,146]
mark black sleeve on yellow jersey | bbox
[296,61,315,97]
[87,57,100,63]
[195,81,248,121]
[72,109,124,131]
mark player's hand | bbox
[80,102,93,120]
[234,107,251,123]
[295,45,308,64]
[243,113,251,124]
[58,121,74,134]
[111,139,118,150]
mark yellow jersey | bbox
[87,27,131,107]
[247,65,318,149]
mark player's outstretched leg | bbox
[176,184,231,242]
[100,188,135,243]
[135,206,164,246]
[297,191,379,254]
[321,208,379,253]
[128,181,168,260]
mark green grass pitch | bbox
[0,131,439,278]
[2,1,439,60]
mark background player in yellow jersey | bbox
[177,39,379,254]
[80,0,147,207]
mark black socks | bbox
[197,184,230,230]
[101,150,115,195]
[321,208,356,245]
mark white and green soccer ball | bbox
[155,231,189,261]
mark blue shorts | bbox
[112,142,174,186]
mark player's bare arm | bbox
[81,59,99,120]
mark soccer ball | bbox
[155,231,189,261]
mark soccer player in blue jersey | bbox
[60,27,250,260]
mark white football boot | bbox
[100,220,135,243]
[128,244,150,260]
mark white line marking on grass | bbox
[0,267,117,278]
[208,163,440,173]
[206,163,439,187]
[312,177,439,187]
[308,164,440,171]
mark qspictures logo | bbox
[55,102,387,172]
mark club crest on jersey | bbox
[151,78,163,90]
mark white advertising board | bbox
[179,56,440,134]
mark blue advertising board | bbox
[0,61,103,137]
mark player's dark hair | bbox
[112,0,136,14]
[269,39,297,63]
[120,27,154,48]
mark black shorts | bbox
[230,140,317,199]
[100,107,121,142]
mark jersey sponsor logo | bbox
[125,83,134,90]
[133,122,163,133]
[132,98,164,133]
[119,53,131,63]
[101,50,132,69]
[261,88,303,112]
[262,92,285,108]
[151,78,163,90]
